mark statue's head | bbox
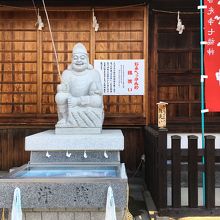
[71,43,89,72]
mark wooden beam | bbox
[37,30,42,114]
[90,9,95,64]
[144,5,149,125]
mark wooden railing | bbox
[144,125,217,215]
[144,126,168,209]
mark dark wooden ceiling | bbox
[151,0,199,11]
[0,0,148,7]
[0,0,198,10]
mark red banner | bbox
[204,0,220,112]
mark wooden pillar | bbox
[157,128,167,209]
[171,135,181,208]
[205,135,215,209]
[188,135,198,208]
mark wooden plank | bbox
[0,30,5,114]
[19,130,29,165]
[171,135,181,208]
[148,13,158,124]
[11,24,15,114]
[158,74,200,86]
[0,129,8,170]
[7,129,13,169]
[205,135,215,208]
[0,128,32,170]
[144,126,159,200]
[188,135,198,208]
[20,29,24,113]
[130,97,143,114]
[121,127,144,171]
[118,96,130,113]
[90,10,95,64]
[144,5,148,124]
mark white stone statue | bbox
[55,43,104,134]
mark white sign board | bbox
[94,60,145,95]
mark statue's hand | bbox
[89,82,102,96]
[68,97,80,108]
[57,83,68,93]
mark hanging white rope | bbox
[42,0,62,82]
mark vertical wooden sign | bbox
[157,102,168,129]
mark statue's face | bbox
[71,53,88,72]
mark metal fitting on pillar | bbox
[66,150,71,158]
[46,151,51,158]
[104,150,108,159]
[83,150,88,159]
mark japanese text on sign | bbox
[94,60,145,95]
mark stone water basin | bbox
[0,163,127,209]
[8,164,119,178]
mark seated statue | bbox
[55,43,104,134]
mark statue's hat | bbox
[72,43,88,55]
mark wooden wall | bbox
[0,7,147,171]
[2,5,220,171]
[0,8,147,124]
[149,12,220,132]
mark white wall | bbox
[167,133,220,149]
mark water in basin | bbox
[10,165,118,178]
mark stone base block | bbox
[25,129,124,151]
[30,151,120,163]
[0,179,128,209]
[55,127,102,135]
[7,208,126,220]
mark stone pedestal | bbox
[0,129,128,220]
[25,129,124,151]
[7,208,126,220]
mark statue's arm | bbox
[64,70,103,108]
[67,94,102,108]
[89,82,102,96]
[57,70,70,93]
[79,95,102,108]
[74,70,102,107]
[80,72,102,107]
